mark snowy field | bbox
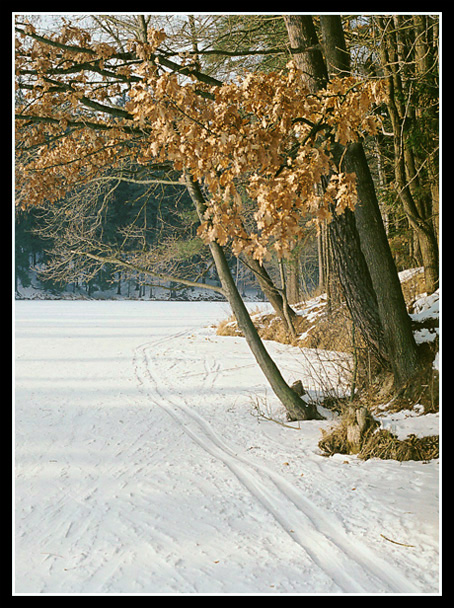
[14,300,440,595]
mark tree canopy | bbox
[16,18,386,264]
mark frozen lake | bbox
[14,300,439,594]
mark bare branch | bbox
[70,250,225,295]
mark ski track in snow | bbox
[133,330,420,595]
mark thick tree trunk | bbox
[324,14,420,383]
[319,15,351,78]
[284,15,389,366]
[326,205,388,365]
[322,12,421,382]
[286,14,421,384]
[185,175,322,421]
[283,15,328,93]
[344,143,420,383]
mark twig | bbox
[380,534,415,548]
[251,395,302,430]
[257,412,302,430]
[40,552,64,558]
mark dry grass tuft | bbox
[319,412,439,462]
[216,307,308,346]
[358,430,439,461]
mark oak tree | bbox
[14,16,394,416]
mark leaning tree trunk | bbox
[242,252,298,338]
[185,174,322,421]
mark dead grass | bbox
[298,305,360,353]
[318,406,439,462]
[359,430,439,461]
[216,307,308,346]
[215,314,244,338]
[216,297,357,353]
[319,422,439,461]
[359,342,439,415]
[217,268,429,353]
[317,335,439,461]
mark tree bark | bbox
[319,15,351,78]
[284,253,301,306]
[326,203,388,365]
[185,174,322,421]
[285,15,390,367]
[310,15,420,383]
[344,143,420,382]
[283,15,328,93]
[242,253,298,335]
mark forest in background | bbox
[15,168,320,301]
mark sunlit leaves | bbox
[125,64,385,261]
[15,23,387,263]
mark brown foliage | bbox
[16,22,386,263]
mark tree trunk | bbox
[326,203,388,365]
[283,15,328,93]
[317,225,326,292]
[319,15,350,78]
[285,254,301,305]
[242,253,298,336]
[344,143,420,382]
[185,175,321,421]
[285,15,390,367]
[319,15,420,383]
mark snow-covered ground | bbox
[14,300,440,595]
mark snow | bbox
[378,407,439,440]
[411,289,440,321]
[410,288,440,354]
[398,266,424,283]
[14,300,440,595]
